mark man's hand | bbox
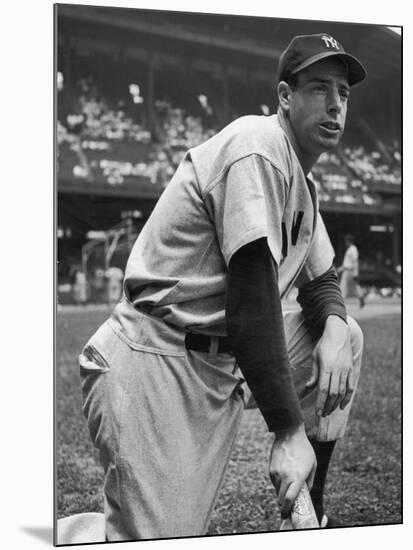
[306,315,354,417]
[269,423,317,519]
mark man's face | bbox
[287,57,350,155]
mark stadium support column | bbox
[392,214,400,267]
[222,64,229,125]
[147,52,155,135]
[245,69,253,114]
[64,36,73,89]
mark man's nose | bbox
[327,90,341,115]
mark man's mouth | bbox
[319,121,341,132]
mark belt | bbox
[185,332,233,354]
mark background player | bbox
[338,233,367,308]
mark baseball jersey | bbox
[115,114,334,336]
[342,244,359,277]
[105,267,124,284]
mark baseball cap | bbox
[278,33,367,86]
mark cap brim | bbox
[291,51,367,86]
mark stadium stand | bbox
[56,6,401,304]
[58,80,400,203]
[57,79,219,187]
[342,145,401,187]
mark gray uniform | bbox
[79,114,363,540]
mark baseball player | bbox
[79,33,366,541]
[104,265,124,306]
[338,233,366,307]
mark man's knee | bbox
[346,316,363,394]
[310,317,363,442]
[347,315,364,357]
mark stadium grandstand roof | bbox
[58,4,401,85]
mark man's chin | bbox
[314,128,343,151]
[317,137,341,151]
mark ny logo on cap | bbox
[321,35,339,49]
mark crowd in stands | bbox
[311,151,383,208]
[64,76,152,143]
[57,73,401,199]
[342,145,401,187]
[82,102,216,186]
[57,75,216,186]
[149,99,216,181]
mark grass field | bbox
[56,306,402,534]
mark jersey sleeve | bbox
[206,154,288,266]
[294,212,335,287]
[227,238,304,433]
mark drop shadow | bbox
[21,526,53,544]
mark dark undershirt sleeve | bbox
[296,265,347,339]
[226,238,303,434]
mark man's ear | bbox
[277,81,292,112]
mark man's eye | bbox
[340,90,350,100]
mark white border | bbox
[2,1,408,549]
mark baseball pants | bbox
[79,300,363,541]
[340,271,360,299]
